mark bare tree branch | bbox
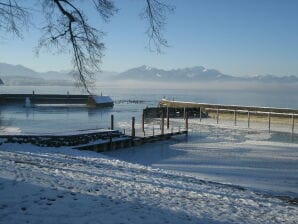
[142,0,174,53]
[0,0,29,38]
[0,0,173,93]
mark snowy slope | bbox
[0,142,297,223]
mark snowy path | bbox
[0,143,297,223]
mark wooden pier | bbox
[0,112,188,153]
[159,99,298,136]
[0,93,113,107]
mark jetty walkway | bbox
[0,93,113,107]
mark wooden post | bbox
[161,111,164,135]
[248,111,250,128]
[185,111,189,132]
[291,114,295,138]
[268,113,271,133]
[234,110,237,126]
[152,126,155,136]
[199,107,202,122]
[131,117,135,138]
[184,107,186,120]
[216,108,219,124]
[110,114,114,130]
[142,112,145,133]
[166,107,170,129]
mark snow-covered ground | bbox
[107,119,298,198]
[0,120,298,223]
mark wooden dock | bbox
[159,99,297,136]
[159,99,298,114]
[0,93,113,107]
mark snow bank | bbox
[0,143,297,223]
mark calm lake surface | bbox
[0,85,297,134]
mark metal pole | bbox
[131,117,135,138]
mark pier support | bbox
[199,107,202,122]
[166,107,170,129]
[110,114,114,130]
[291,114,295,138]
[185,112,189,133]
[248,111,250,128]
[131,117,135,138]
[268,113,271,133]
[161,111,165,135]
[142,112,145,133]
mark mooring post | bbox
[161,111,165,135]
[268,112,271,133]
[199,107,202,122]
[185,111,189,133]
[248,111,250,128]
[131,117,135,138]
[110,114,114,130]
[234,110,237,126]
[216,108,219,124]
[142,112,145,133]
[291,114,295,138]
[166,107,170,130]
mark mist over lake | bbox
[0,83,297,134]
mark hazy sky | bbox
[0,0,297,76]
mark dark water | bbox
[0,85,297,134]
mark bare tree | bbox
[0,1,29,38]
[0,0,173,93]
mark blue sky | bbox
[0,0,297,76]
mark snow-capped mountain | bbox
[117,65,234,82]
[1,62,298,85]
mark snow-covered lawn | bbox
[1,118,298,224]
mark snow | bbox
[92,95,113,104]
[0,128,113,136]
[0,121,298,223]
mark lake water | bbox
[0,85,297,134]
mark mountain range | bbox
[0,62,298,85]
